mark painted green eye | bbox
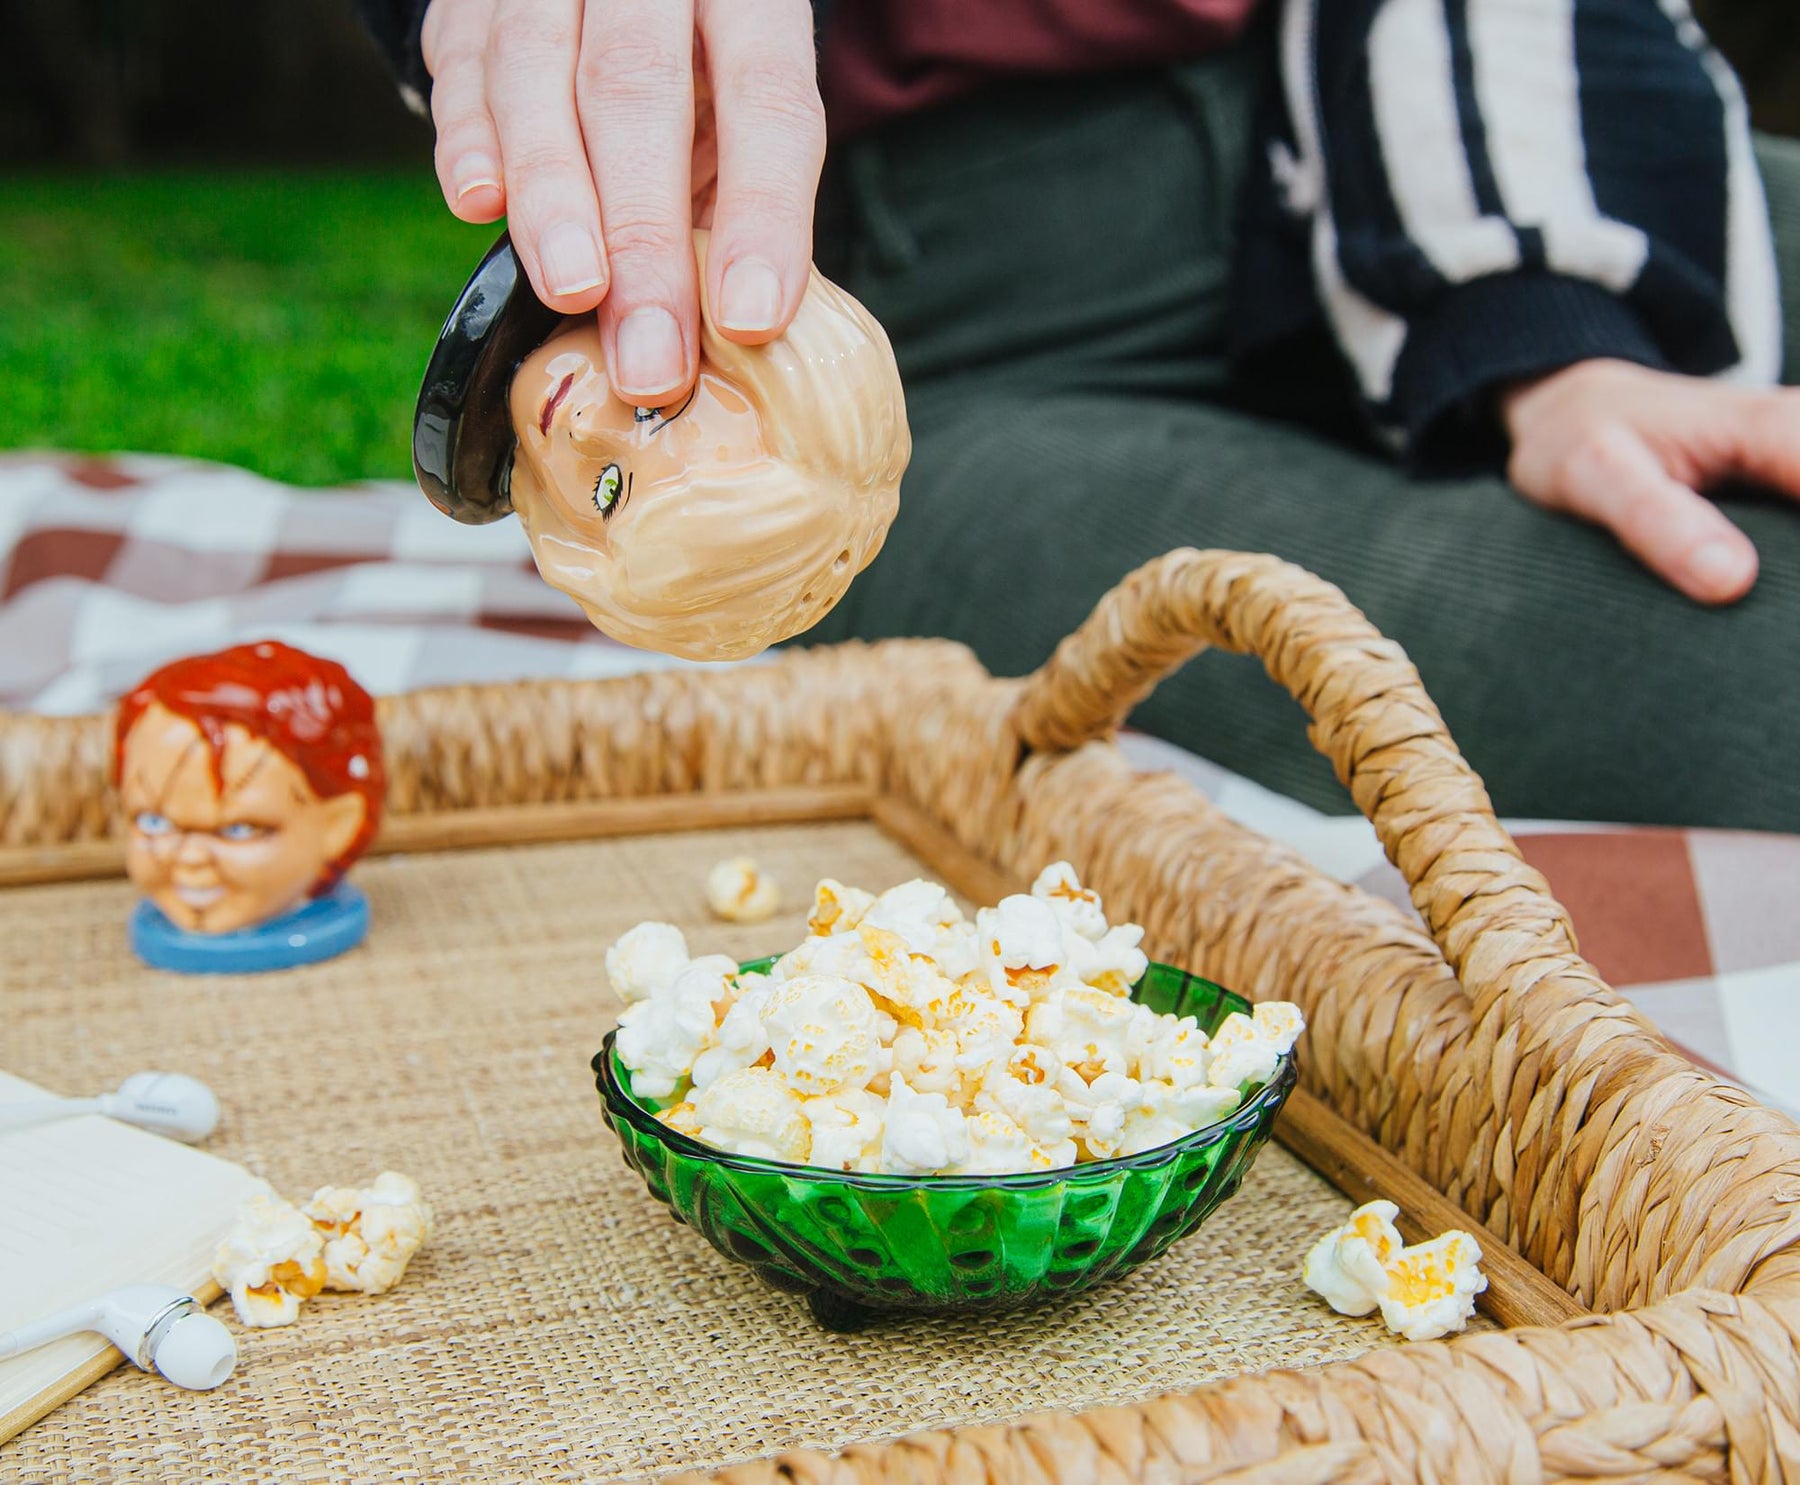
[594,462,624,515]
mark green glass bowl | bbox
[593,960,1296,1330]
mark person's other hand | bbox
[420,0,825,405]
[1500,360,1800,605]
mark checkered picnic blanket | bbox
[5,451,1796,1115]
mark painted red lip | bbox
[540,373,575,436]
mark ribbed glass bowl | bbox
[593,960,1297,1329]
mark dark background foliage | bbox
[1,0,1794,170]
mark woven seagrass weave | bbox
[3,821,1430,1482]
[4,549,1799,1482]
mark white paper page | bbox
[0,1071,264,1423]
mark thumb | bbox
[1557,424,1759,604]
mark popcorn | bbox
[881,1073,971,1175]
[1379,1231,1487,1341]
[862,879,980,980]
[1071,924,1149,997]
[809,878,874,937]
[977,895,1070,1004]
[706,857,782,924]
[763,973,884,1096]
[604,921,690,1005]
[610,870,1303,1176]
[693,1067,810,1162]
[804,1088,885,1171]
[1027,986,1139,1080]
[1031,862,1109,942]
[1116,1080,1245,1159]
[1302,1200,1403,1317]
[614,954,738,1098]
[690,976,772,1092]
[891,1024,964,1098]
[1206,1003,1306,1091]
[1058,1070,1144,1158]
[303,1172,433,1295]
[212,1191,327,1327]
[1303,1201,1487,1341]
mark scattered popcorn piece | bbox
[809,878,875,937]
[706,857,782,924]
[1379,1231,1487,1341]
[1303,1200,1404,1318]
[763,973,884,1096]
[604,922,690,1005]
[614,954,738,1098]
[881,1073,971,1175]
[1031,862,1109,942]
[212,1191,328,1328]
[1303,1202,1487,1341]
[303,1172,433,1295]
[693,1067,811,1162]
[611,870,1303,1175]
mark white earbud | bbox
[0,1072,220,1143]
[0,1285,237,1390]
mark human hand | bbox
[1500,360,1800,605]
[420,0,826,405]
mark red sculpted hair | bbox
[113,640,385,893]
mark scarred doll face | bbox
[502,233,908,662]
[120,703,368,935]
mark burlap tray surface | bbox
[4,820,1461,1484]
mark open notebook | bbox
[0,1071,263,1443]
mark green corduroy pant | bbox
[808,50,1800,831]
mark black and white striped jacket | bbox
[1240,0,1779,454]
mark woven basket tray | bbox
[3,548,1798,1484]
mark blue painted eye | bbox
[134,812,174,837]
[217,822,265,842]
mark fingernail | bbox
[718,258,783,334]
[452,155,501,203]
[539,222,605,298]
[1688,539,1752,595]
[615,307,685,395]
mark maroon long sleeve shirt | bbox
[819,0,1261,138]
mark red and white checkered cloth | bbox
[0,451,714,717]
[6,452,1797,1116]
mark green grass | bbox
[0,173,496,485]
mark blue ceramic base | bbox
[129,883,370,975]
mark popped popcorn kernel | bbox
[303,1172,433,1295]
[212,1192,327,1328]
[809,878,875,937]
[605,921,690,1005]
[693,1067,811,1162]
[1303,1201,1486,1341]
[706,857,782,924]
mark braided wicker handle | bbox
[1011,548,1581,973]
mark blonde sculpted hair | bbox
[508,232,910,662]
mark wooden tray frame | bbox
[0,783,1583,1341]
